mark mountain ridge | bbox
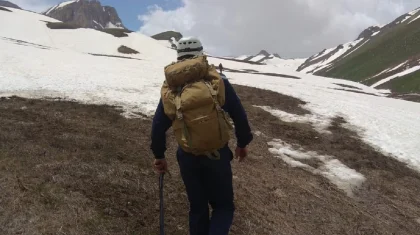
[43,0,125,30]
[0,0,20,9]
[297,6,420,92]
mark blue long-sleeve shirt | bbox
[150,75,253,159]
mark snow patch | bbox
[342,39,370,59]
[372,31,380,37]
[408,14,420,24]
[56,0,77,9]
[309,47,335,62]
[388,61,408,72]
[45,6,57,15]
[301,38,364,73]
[268,139,366,197]
[264,57,307,71]
[235,55,250,60]
[372,65,420,88]
[408,8,420,16]
[365,68,390,81]
[255,105,331,134]
[250,55,266,62]
[92,20,104,29]
[399,15,412,24]
[106,22,124,29]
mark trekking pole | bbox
[159,173,165,235]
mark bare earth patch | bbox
[1,83,419,235]
[117,45,139,54]
[45,21,80,30]
[333,83,362,90]
[89,53,141,61]
[388,92,420,103]
[331,88,380,96]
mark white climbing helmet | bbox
[176,36,204,60]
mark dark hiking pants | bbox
[176,146,235,235]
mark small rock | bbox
[233,175,239,180]
[21,106,27,110]
[274,188,286,198]
[416,218,420,224]
[250,155,264,160]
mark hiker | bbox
[150,37,253,235]
[219,63,223,73]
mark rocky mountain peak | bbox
[0,0,21,9]
[357,26,381,40]
[258,50,271,57]
[43,0,125,30]
[273,53,282,58]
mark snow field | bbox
[1,7,420,175]
[268,139,366,197]
[226,72,420,173]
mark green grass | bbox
[322,19,420,80]
[313,13,420,92]
[377,69,420,92]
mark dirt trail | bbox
[1,86,419,235]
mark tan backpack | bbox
[161,55,233,159]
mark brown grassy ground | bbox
[1,84,419,235]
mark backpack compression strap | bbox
[174,88,193,149]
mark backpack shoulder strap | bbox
[174,87,193,148]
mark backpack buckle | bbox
[176,112,183,120]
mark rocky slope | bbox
[43,0,125,30]
[298,7,420,93]
[229,50,306,70]
[235,50,281,63]
[0,0,20,9]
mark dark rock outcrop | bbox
[151,31,183,49]
[0,0,21,9]
[151,31,183,41]
[357,26,381,39]
[258,50,271,57]
[43,0,125,30]
[273,53,282,58]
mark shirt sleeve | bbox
[221,78,254,148]
[150,98,172,159]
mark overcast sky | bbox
[9,0,419,58]
[138,0,419,58]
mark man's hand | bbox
[154,159,168,174]
[235,147,248,162]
